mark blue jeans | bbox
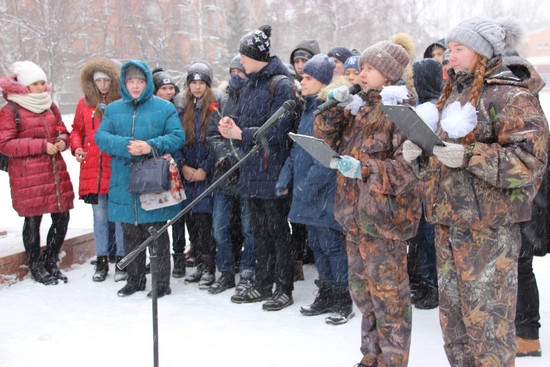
[213,194,255,279]
[93,194,124,257]
[307,225,348,289]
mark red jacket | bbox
[70,98,112,197]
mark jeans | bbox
[307,225,348,289]
[213,194,255,279]
[92,194,124,257]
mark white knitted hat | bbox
[10,60,48,86]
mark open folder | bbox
[381,105,443,155]
[288,132,340,168]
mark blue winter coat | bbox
[227,56,296,198]
[95,60,186,224]
[277,95,341,231]
[179,101,215,213]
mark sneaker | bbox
[147,286,172,298]
[262,291,293,311]
[198,272,215,290]
[184,268,202,284]
[208,272,235,294]
[117,281,146,297]
[516,336,542,357]
[231,288,271,304]
[235,277,254,296]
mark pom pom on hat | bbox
[10,60,48,87]
[359,41,410,83]
[239,25,271,62]
[303,54,335,85]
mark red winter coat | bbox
[70,98,112,197]
[0,77,74,217]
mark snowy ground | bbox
[1,92,550,367]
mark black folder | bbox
[288,132,340,168]
[381,105,443,154]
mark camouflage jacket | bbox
[314,88,422,241]
[421,60,548,230]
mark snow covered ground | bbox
[1,92,549,366]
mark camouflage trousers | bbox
[436,224,521,367]
[346,231,412,367]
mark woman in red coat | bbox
[0,61,74,285]
[70,57,124,282]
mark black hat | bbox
[239,25,271,62]
[328,46,353,64]
[290,39,321,64]
[152,68,178,94]
[186,62,213,87]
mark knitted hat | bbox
[93,71,111,81]
[290,39,321,64]
[344,55,360,72]
[10,61,48,86]
[239,25,271,62]
[125,65,146,82]
[328,47,353,64]
[446,17,506,59]
[303,54,335,85]
[152,68,177,93]
[412,59,443,104]
[229,55,245,74]
[359,41,410,83]
[186,62,213,87]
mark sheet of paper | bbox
[288,132,340,168]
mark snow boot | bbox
[29,261,58,285]
[325,287,355,325]
[208,272,235,294]
[117,278,146,297]
[172,253,186,278]
[114,256,128,282]
[42,253,68,283]
[300,280,334,316]
[92,256,109,282]
[147,285,172,298]
[516,336,542,357]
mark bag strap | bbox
[267,75,289,110]
[8,102,21,131]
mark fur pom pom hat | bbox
[10,61,48,87]
[446,16,525,59]
[239,25,271,62]
[303,54,335,85]
[359,41,410,83]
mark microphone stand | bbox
[117,109,289,367]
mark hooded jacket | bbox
[71,57,121,198]
[95,60,185,224]
[0,76,74,217]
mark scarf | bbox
[7,92,52,114]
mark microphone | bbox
[253,100,297,142]
[313,84,362,116]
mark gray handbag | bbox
[128,148,170,194]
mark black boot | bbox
[42,253,68,283]
[184,265,202,283]
[172,253,186,278]
[29,261,58,285]
[325,287,355,325]
[413,283,439,310]
[117,278,146,297]
[300,280,334,316]
[114,256,128,282]
[93,256,109,282]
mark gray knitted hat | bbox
[125,65,146,82]
[303,54,335,85]
[446,16,507,59]
[359,41,410,83]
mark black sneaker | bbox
[235,277,253,295]
[147,286,172,298]
[262,291,293,311]
[184,268,202,284]
[198,272,215,289]
[117,281,146,297]
[208,272,235,294]
[231,288,271,304]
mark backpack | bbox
[266,75,302,135]
[0,103,21,172]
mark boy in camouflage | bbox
[404,17,549,366]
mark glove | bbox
[402,140,422,163]
[328,86,354,106]
[432,142,465,168]
[329,155,362,179]
[380,85,409,105]
[441,101,477,139]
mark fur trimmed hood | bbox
[79,57,121,107]
[0,74,52,99]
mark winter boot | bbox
[198,270,215,290]
[516,336,542,357]
[413,283,439,310]
[300,280,334,316]
[262,290,294,311]
[42,253,68,283]
[325,287,355,325]
[117,278,146,297]
[29,261,58,285]
[184,265,203,283]
[92,256,109,282]
[208,272,236,294]
[147,285,172,298]
[172,253,186,278]
[293,260,305,281]
[114,256,128,282]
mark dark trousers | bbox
[250,197,293,295]
[516,236,540,339]
[171,217,187,254]
[184,212,216,273]
[23,212,70,263]
[408,214,437,286]
[121,222,170,288]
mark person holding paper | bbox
[403,17,548,366]
[314,37,423,367]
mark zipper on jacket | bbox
[132,102,139,225]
